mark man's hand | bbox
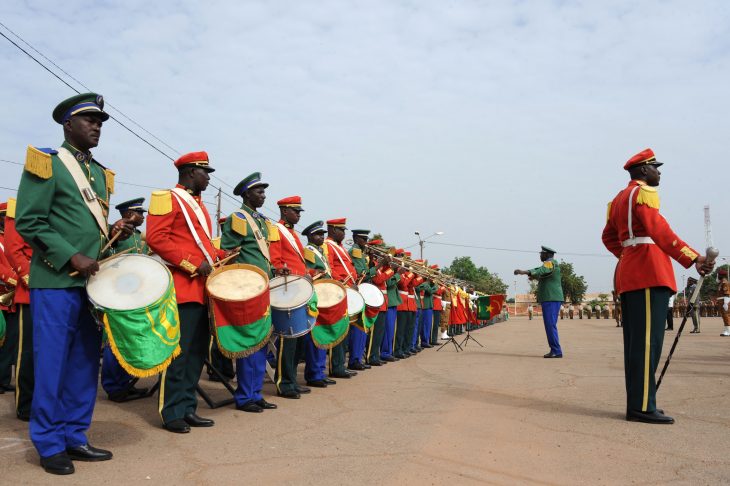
[110,218,135,240]
[70,253,100,277]
[275,267,291,277]
[514,269,528,276]
[224,247,240,259]
[196,261,213,277]
[695,256,715,276]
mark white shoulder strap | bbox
[171,187,212,240]
[170,191,214,266]
[275,222,304,262]
[56,147,109,238]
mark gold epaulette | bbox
[266,221,280,242]
[544,261,554,269]
[605,201,612,222]
[105,169,115,194]
[211,237,221,250]
[231,213,247,237]
[149,190,172,215]
[7,198,16,218]
[351,248,363,259]
[636,185,660,209]
[304,247,315,264]
[24,145,52,179]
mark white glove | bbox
[723,297,729,312]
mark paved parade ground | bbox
[2,316,729,485]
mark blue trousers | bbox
[420,308,433,345]
[541,301,562,355]
[101,346,134,395]
[380,307,398,358]
[348,326,367,366]
[304,334,326,382]
[234,347,267,406]
[30,288,102,458]
[411,309,421,350]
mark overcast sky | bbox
[1,1,728,295]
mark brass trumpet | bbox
[0,289,16,307]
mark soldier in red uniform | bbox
[0,201,19,396]
[602,148,713,424]
[146,151,227,434]
[393,249,414,359]
[3,198,34,420]
[269,196,311,399]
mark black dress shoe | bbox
[108,385,149,403]
[381,356,396,362]
[184,413,214,427]
[0,383,13,391]
[362,362,372,369]
[330,372,352,379]
[626,409,675,424]
[306,380,328,388]
[256,399,277,409]
[278,390,301,399]
[297,385,311,394]
[543,352,563,358]
[17,412,30,422]
[163,419,191,433]
[348,362,365,371]
[66,444,113,461]
[40,452,74,475]
[393,353,406,359]
[421,343,433,349]
[323,378,337,385]
[236,401,263,413]
[369,360,383,366]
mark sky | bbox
[1,0,729,296]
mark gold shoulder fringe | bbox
[7,198,16,218]
[24,145,52,179]
[636,185,660,209]
[231,212,247,236]
[149,190,172,215]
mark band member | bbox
[146,151,226,433]
[302,220,336,387]
[324,218,358,378]
[363,240,396,365]
[515,246,564,358]
[393,249,414,358]
[0,201,19,395]
[430,266,444,345]
[379,255,401,361]
[220,172,278,412]
[269,196,311,399]
[15,93,133,474]
[3,198,34,420]
[685,277,701,333]
[602,148,713,424]
[716,269,730,336]
[100,198,149,402]
[349,230,371,368]
[416,278,437,348]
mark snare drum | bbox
[207,264,272,358]
[87,254,180,377]
[358,282,385,309]
[311,279,350,349]
[270,275,315,338]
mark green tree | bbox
[442,256,508,294]
[558,261,587,304]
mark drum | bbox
[270,275,315,338]
[311,279,350,349]
[346,288,365,322]
[207,264,272,358]
[87,254,180,377]
[358,282,385,309]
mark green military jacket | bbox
[111,229,148,255]
[386,273,402,307]
[529,258,564,303]
[15,141,113,288]
[305,243,331,279]
[417,281,438,309]
[221,204,273,278]
[349,245,369,276]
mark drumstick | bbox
[269,275,307,291]
[312,272,325,281]
[190,251,240,278]
[69,247,134,277]
[99,230,123,255]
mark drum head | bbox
[87,254,171,311]
[270,276,314,310]
[346,288,365,316]
[208,266,268,301]
[358,283,385,308]
[315,281,346,307]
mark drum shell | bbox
[270,276,315,338]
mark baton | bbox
[656,247,719,390]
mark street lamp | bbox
[414,231,444,260]
[681,274,686,302]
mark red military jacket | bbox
[407,275,424,312]
[146,186,225,304]
[4,214,32,305]
[433,285,445,311]
[269,220,307,276]
[602,180,698,294]
[396,271,414,311]
[0,234,18,312]
[325,238,357,284]
[368,265,394,311]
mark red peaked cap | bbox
[430,264,439,269]
[719,269,728,277]
[327,218,347,227]
[277,196,303,209]
[368,239,384,246]
[624,148,663,170]
[405,251,412,257]
[0,202,7,212]
[174,151,215,172]
[394,248,405,255]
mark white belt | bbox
[398,291,408,296]
[381,290,387,294]
[621,236,655,247]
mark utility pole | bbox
[215,187,222,237]
[704,205,713,248]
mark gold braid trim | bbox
[179,259,197,274]
[105,169,115,194]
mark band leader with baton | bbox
[602,148,715,425]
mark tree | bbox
[442,256,508,294]
[558,261,587,304]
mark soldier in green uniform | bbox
[109,198,149,255]
[515,246,564,358]
[348,230,371,369]
[220,172,278,413]
[15,93,133,474]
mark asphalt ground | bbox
[2,315,729,485]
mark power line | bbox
[0,185,18,192]
[427,241,613,258]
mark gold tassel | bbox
[352,248,362,259]
[105,169,115,194]
[149,190,172,215]
[605,201,612,222]
[636,186,660,209]
[7,198,16,218]
[24,145,52,179]
[231,213,247,236]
